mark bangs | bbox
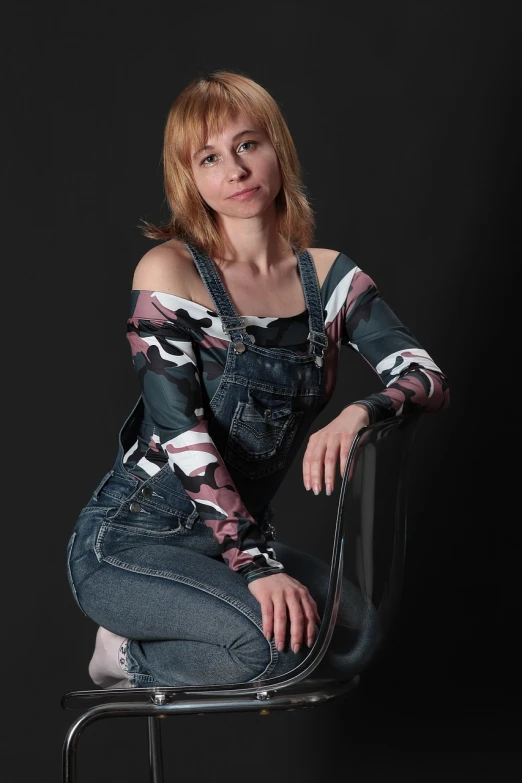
[175,79,266,166]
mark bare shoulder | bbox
[308,248,342,287]
[131,238,197,296]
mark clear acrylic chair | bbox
[61,412,420,783]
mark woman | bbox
[66,70,450,689]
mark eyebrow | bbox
[192,129,260,160]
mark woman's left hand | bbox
[302,404,370,495]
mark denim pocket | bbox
[224,390,304,479]
[95,507,192,567]
[66,531,88,617]
[92,469,114,500]
[104,499,190,535]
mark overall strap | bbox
[184,242,253,352]
[295,248,328,366]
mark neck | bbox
[214,205,291,274]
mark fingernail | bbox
[265,632,271,642]
[292,644,301,653]
[326,484,332,495]
[313,484,320,495]
[277,643,285,652]
[304,481,311,491]
[307,638,314,647]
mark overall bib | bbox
[185,240,330,527]
[66,244,379,688]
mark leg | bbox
[73,539,312,687]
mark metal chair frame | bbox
[61,413,420,782]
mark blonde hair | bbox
[138,70,316,257]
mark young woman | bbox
[66,70,450,689]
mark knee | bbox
[227,626,276,683]
[232,623,314,684]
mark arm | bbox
[341,267,450,423]
[126,290,285,584]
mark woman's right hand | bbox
[248,572,321,653]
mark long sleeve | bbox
[126,290,285,583]
[341,267,450,423]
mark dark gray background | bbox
[5,1,520,781]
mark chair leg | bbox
[147,717,164,783]
[63,714,84,783]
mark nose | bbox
[227,155,249,180]
[229,170,248,183]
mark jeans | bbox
[67,467,381,688]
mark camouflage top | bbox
[123,251,450,580]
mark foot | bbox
[88,626,132,689]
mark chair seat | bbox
[61,673,357,710]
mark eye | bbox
[201,141,256,166]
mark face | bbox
[189,109,282,222]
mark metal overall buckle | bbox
[221,315,255,353]
[307,331,326,368]
[263,521,277,540]
[260,517,277,540]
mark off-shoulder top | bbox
[122,251,450,581]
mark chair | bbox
[61,412,421,782]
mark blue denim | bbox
[66,243,380,687]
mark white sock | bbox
[88,626,132,689]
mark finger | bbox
[302,443,313,491]
[272,596,288,651]
[340,434,354,478]
[310,596,321,625]
[308,438,327,494]
[286,593,305,651]
[323,448,338,495]
[304,603,319,646]
[300,592,320,643]
[340,446,350,478]
[261,600,274,642]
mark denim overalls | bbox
[66,244,377,688]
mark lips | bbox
[228,187,259,198]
